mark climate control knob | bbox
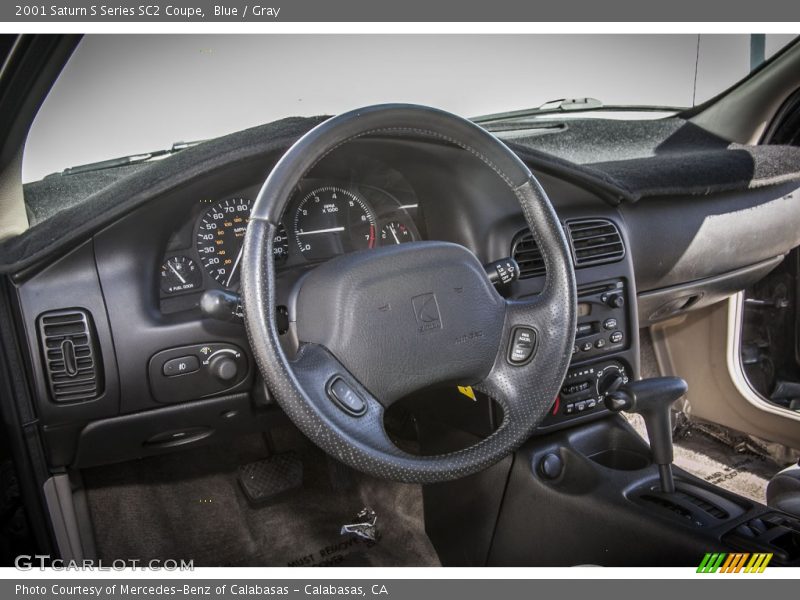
[595,364,629,399]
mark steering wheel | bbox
[242,104,576,483]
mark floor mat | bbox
[634,328,792,504]
[625,413,785,504]
[83,433,440,567]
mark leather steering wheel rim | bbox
[242,104,577,483]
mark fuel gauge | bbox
[380,221,415,245]
[160,256,202,294]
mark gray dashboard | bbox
[11,135,800,468]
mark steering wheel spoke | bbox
[476,291,575,432]
[289,343,401,457]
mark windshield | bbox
[22,33,797,182]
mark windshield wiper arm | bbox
[473,98,603,123]
[472,98,686,124]
[55,139,205,177]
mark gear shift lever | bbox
[602,377,688,493]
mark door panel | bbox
[649,294,800,451]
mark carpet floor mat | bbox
[635,328,793,504]
[625,413,787,504]
[82,432,440,567]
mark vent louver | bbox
[511,230,546,279]
[37,309,102,403]
[566,219,625,267]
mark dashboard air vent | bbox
[566,219,625,267]
[511,230,546,279]
[37,309,103,403]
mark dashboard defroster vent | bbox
[566,219,625,267]
[37,309,103,403]
[510,231,546,279]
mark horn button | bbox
[294,242,506,404]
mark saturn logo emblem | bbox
[412,293,442,332]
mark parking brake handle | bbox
[601,377,688,494]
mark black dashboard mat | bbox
[6,113,800,274]
[503,117,800,202]
[82,433,440,567]
[1,116,329,275]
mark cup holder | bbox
[588,448,651,471]
[568,419,653,471]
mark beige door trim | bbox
[649,297,800,449]
[726,291,800,423]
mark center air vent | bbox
[511,230,545,279]
[37,309,103,404]
[566,218,625,267]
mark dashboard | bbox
[13,135,800,469]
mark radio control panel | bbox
[538,279,633,428]
[571,280,629,362]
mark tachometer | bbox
[196,198,252,288]
[293,186,376,261]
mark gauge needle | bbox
[168,262,187,284]
[297,226,345,236]
[389,224,400,245]
[226,246,244,287]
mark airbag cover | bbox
[295,241,505,403]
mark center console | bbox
[491,337,800,567]
[539,278,637,430]
[484,415,800,567]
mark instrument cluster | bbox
[158,177,423,310]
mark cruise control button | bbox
[327,377,367,416]
[508,327,537,365]
[610,331,624,344]
[162,356,199,377]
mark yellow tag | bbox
[457,386,476,401]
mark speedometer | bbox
[293,186,376,261]
[196,198,252,288]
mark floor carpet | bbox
[83,431,440,567]
[636,328,794,504]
